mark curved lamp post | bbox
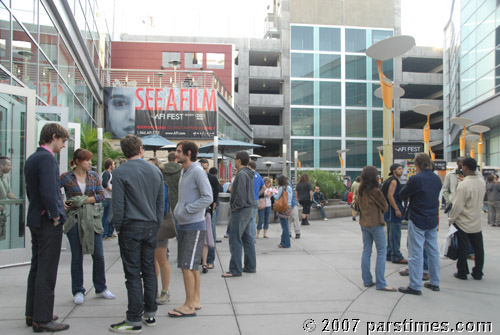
[428,140,442,161]
[413,104,439,155]
[367,35,415,179]
[450,117,473,157]
[337,149,349,177]
[469,125,490,171]
[465,134,480,159]
[374,86,405,134]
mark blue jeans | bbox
[228,207,256,275]
[118,222,158,326]
[386,220,404,261]
[207,207,218,265]
[251,203,258,241]
[315,204,326,219]
[257,207,271,230]
[279,217,291,248]
[66,225,107,296]
[361,225,387,289]
[102,198,114,237]
[407,221,440,291]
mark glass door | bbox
[0,84,35,266]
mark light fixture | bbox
[264,56,267,62]
[263,82,266,88]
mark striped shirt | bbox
[60,170,105,203]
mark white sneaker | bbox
[74,292,84,305]
[97,289,116,299]
[323,218,328,221]
[156,290,170,305]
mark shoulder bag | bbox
[273,189,288,212]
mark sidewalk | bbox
[1,211,498,334]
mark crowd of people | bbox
[20,123,495,333]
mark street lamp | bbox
[168,60,182,88]
[450,117,473,157]
[377,145,384,169]
[374,86,405,134]
[428,140,442,161]
[413,104,439,155]
[469,125,490,171]
[367,35,415,180]
[337,149,349,177]
[465,134,480,159]
[263,161,274,177]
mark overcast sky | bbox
[98,0,453,47]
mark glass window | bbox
[372,59,393,80]
[185,52,203,69]
[346,140,367,168]
[319,54,341,79]
[320,109,341,137]
[12,20,37,91]
[291,26,313,50]
[291,108,314,136]
[319,81,341,106]
[372,30,393,44]
[11,0,38,41]
[372,84,383,108]
[345,82,367,107]
[291,53,314,78]
[319,27,340,51]
[207,53,225,69]
[372,110,383,137]
[291,80,314,105]
[346,55,366,80]
[162,52,181,68]
[372,141,383,169]
[0,3,11,74]
[291,139,314,168]
[346,110,367,137]
[39,3,58,67]
[345,29,366,53]
[320,140,341,168]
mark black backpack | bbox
[381,176,400,203]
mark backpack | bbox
[381,176,400,203]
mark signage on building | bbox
[104,87,217,139]
[433,160,447,171]
[392,142,424,160]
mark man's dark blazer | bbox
[24,147,66,228]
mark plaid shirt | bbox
[60,170,105,203]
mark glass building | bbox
[290,24,393,179]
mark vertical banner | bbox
[104,87,217,139]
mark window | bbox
[207,53,225,69]
[320,140,341,168]
[291,108,314,136]
[372,110,383,137]
[372,30,393,44]
[346,140,367,168]
[346,82,367,107]
[162,52,181,68]
[319,27,340,51]
[320,109,341,137]
[346,110,367,137]
[292,139,314,168]
[346,55,366,80]
[291,53,314,78]
[291,26,313,50]
[372,59,393,80]
[346,29,366,53]
[319,54,341,79]
[185,52,203,69]
[291,81,314,105]
[319,82,341,106]
[372,141,383,169]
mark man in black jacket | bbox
[24,123,70,332]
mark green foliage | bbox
[298,169,346,199]
[78,122,123,168]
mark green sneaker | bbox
[109,320,142,333]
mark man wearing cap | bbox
[383,163,407,264]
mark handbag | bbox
[258,197,266,210]
[158,210,176,240]
[350,200,360,213]
[273,189,288,212]
[446,232,459,260]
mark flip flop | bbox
[221,272,241,278]
[168,308,197,318]
[195,306,202,311]
[377,286,397,292]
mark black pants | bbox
[455,224,484,278]
[25,215,63,322]
[299,200,312,215]
[118,222,158,324]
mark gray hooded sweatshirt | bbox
[230,167,255,210]
[174,162,213,225]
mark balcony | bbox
[252,125,284,139]
[249,66,282,79]
[249,93,284,107]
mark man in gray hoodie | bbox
[222,151,256,278]
[168,141,212,318]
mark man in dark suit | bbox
[24,123,70,332]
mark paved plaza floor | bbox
[1,211,498,334]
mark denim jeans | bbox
[101,198,114,237]
[361,225,387,289]
[279,217,291,248]
[228,207,256,275]
[251,203,258,241]
[257,206,271,230]
[207,207,218,265]
[407,221,440,291]
[386,221,404,261]
[66,224,107,296]
[315,204,326,219]
[118,222,158,326]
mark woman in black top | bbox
[296,173,313,225]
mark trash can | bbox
[217,193,231,225]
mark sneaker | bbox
[97,289,116,299]
[74,292,84,305]
[323,218,328,221]
[109,320,142,333]
[141,315,156,327]
[156,290,171,305]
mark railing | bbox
[102,69,232,104]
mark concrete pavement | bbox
[1,211,498,334]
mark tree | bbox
[298,169,346,199]
[79,122,124,168]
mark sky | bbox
[99,0,453,47]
